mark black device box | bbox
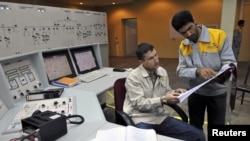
[26,88,64,101]
[21,110,67,141]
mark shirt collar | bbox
[197,24,210,43]
[139,64,164,77]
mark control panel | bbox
[2,96,76,134]
[2,57,43,103]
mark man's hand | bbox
[196,68,217,80]
[175,88,187,94]
[164,89,186,104]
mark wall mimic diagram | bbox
[0,2,108,58]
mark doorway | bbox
[123,18,137,56]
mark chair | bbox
[113,78,188,126]
[235,62,250,104]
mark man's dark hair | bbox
[136,42,154,60]
[171,10,194,31]
[238,20,245,26]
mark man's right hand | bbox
[196,68,217,80]
[165,90,182,104]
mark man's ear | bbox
[193,18,197,25]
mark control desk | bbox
[0,77,181,141]
[0,45,180,141]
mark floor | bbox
[103,56,250,139]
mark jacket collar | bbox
[139,64,164,77]
[198,24,210,43]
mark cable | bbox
[10,129,38,141]
[66,115,84,124]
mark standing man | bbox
[232,20,245,61]
[171,10,237,131]
[123,42,206,141]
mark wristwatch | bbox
[161,96,167,103]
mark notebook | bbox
[51,77,80,87]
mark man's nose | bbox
[154,56,159,62]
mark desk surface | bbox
[86,122,183,141]
[74,67,129,95]
[0,68,181,141]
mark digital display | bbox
[70,46,100,74]
[42,50,76,81]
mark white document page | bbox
[125,126,157,141]
[92,126,157,141]
[92,127,126,141]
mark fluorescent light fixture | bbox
[37,8,45,12]
[0,4,10,10]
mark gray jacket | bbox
[177,25,237,96]
[123,64,173,124]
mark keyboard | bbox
[78,70,107,83]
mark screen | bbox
[42,50,76,81]
[70,46,100,74]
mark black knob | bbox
[42,104,45,108]
[61,110,65,114]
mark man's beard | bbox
[188,34,198,43]
[188,26,199,43]
[147,64,159,72]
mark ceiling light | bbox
[0,5,10,10]
[37,8,45,12]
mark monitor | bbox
[42,49,76,82]
[70,46,100,74]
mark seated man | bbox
[123,42,206,141]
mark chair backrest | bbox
[114,78,127,111]
[114,77,133,126]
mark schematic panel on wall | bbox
[0,2,108,58]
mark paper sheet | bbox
[92,126,157,141]
[178,64,234,103]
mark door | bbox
[123,19,137,56]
